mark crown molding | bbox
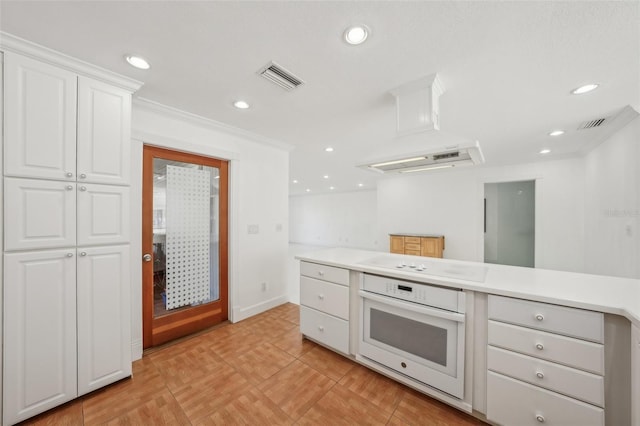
[133,97,294,152]
[0,31,143,92]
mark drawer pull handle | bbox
[536,415,545,423]
[318,271,324,276]
[318,294,324,300]
[66,172,73,178]
[79,186,87,192]
[66,253,73,258]
[79,173,87,179]
[318,325,324,332]
[535,343,544,351]
[535,314,544,321]
[66,185,74,190]
[536,372,544,379]
[80,251,87,257]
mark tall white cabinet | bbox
[1,40,141,425]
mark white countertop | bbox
[296,247,640,327]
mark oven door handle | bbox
[359,290,465,323]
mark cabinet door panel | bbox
[4,52,77,181]
[3,249,77,425]
[4,178,76,251]
[77,184,130,246]
[77,245,131,395]
[77,77,131,185]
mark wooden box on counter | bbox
[390,234,445,258]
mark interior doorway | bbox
[484,180,535,268]
[142,145,228,348]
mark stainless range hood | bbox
[357,74,484,173]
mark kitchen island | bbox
[296,247,640,426]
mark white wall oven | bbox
[359,273,466,399]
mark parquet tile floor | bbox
[21,303,486,426]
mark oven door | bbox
[359,290,465,398]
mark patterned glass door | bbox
[142,146,228,348]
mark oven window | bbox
[370,308,448,366]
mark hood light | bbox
[549,130,565,136]
[571,84,599,95]
[540,149,551,154]
[399,164,454,173]
[125,55,151,70]
[325,147,334,152]
[370,156,427,168]
[233,100,250,109]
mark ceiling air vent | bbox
[258,61,304,91]
[578,117,608,130]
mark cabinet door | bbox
[3,249,78,425]
[421,237,444,258]
[4,178,76,251]
[4,52,77,181]
[390,236,404,253]
[77,183,130,246]
[77,77,131,185]
[77,245,131,395]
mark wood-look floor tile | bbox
[271,326,316,358]
[268,303,300,325]
[392,389,484,426]
[150,344,227,391]
[297,382,391,425]
[102,389,190,426]
[299,345,355,381]
[21,400,83,426]
[257,360,335,420]
[237,315,298,340]
[202,327,267,358]
[192,387,293,425]
[171,363,253,421]
[337,365,405,415]
[224,341,296,385]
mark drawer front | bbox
[300,261,349,286]
[300,276,349,320]
[404,243,421,251]
[404,236,421,244]
[488,295,603,343]
[300,306,349,354]
[487,346,604,407]
[404,249,421,256]
[487,371,604,426]
[488,321,604,375]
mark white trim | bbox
[0,50,4,418]
[131,339,143,362]
[0,31,142,92]
[231,295,289,323]
[133,97,294,152]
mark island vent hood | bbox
[357,74,484,173]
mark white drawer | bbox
[300,261,349,286]
[488,295,603,343]
[300,276,349,320]
[300,306,349,354]
[487,371,604,426]
[487,346,604,407]
[488,321,604,375]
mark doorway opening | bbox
[484,180,535,268]
[142,145,229,348]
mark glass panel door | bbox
[143,146,228,348]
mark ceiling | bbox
[1,1,638,196]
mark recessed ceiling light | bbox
[549,130,565,136]
[125,55,150,70]
[323,175,329,179]
[305,188,311,192]
[344,25,369,45]
[358,183,364,187]
[330,186,335,190]
[325,147,334,152]
[571,84,599,95]
[233,100,250,109]
[539,148,551,154]
[292,179,298,184]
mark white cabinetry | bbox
[632,324,640,426]
[1,46,140,425]
[486,295,605,426]
[299,261,350,354]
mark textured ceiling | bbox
[1,1,638,195]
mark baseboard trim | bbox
[232,295,288,323]
[131,338,143,362]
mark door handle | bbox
[142,253,152,262]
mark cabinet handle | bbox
[535,314,544,321]
[79,173,87,179]
[535,343,544,351]
[66,172,73,178]
[318,271,324,276]
[536,415,545,423]
[80,252,87,257]
[79,186,87,191]
[66,185,73,190]
[318,325,324,332]
[536,371,544,379]
[66,253,73,258]
[318,294,325,300]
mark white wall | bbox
[584,116,640,279]
[289,190,379,250]
[130,100,290,359]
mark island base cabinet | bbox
[300,306,349,354]
[487,372,604,426]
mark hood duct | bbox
[357,73,484,173]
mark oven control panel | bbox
[362,273,465,313]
